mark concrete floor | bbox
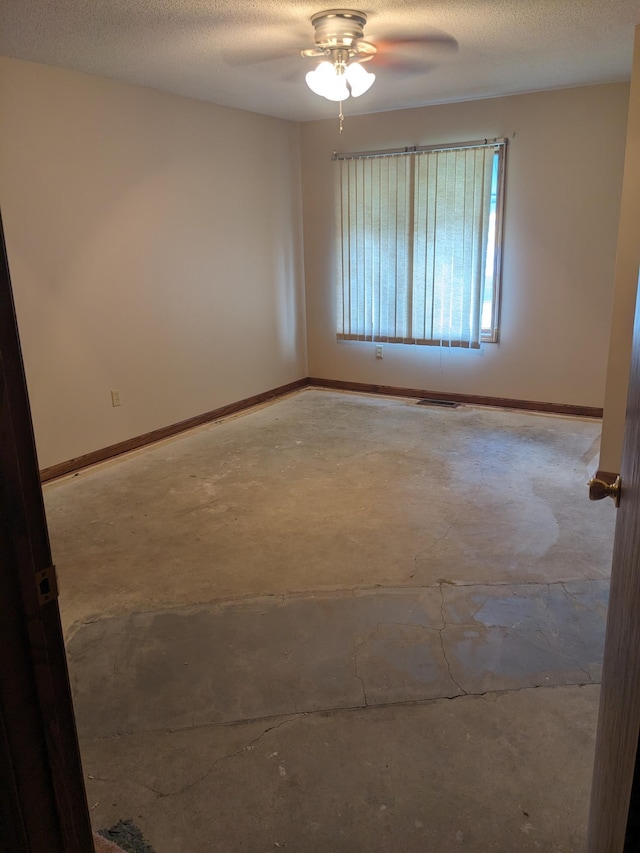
[44,390,616,852]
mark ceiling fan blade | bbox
[365,28,458,77]
[224,46,297,66]
[372,55,438,76]
[376,34,458,55]
[222,23,310,67]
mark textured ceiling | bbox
[1,1,640,121]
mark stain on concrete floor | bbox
[46,391,615,632]
[68,580,607,740]
[46,392,615,851]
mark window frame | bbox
[333,137,508,348]
[480,143,507,343]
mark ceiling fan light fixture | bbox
[306,61,350,101]
[303,9,377,127]
[305,57,374,101]
[344,61,375,97]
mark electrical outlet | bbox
[111,389,121,407]
[375,345,383,359]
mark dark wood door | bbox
[0,210,94,852]
[589,270,640,851]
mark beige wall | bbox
[0,58,307,469]
[599,26,640,474]
[0,59,630,472]
[300,85,628,408]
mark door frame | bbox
[587,270,640,851]
[0,209,93,852]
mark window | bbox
[334,139,506,349]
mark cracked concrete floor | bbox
[44,390,616,851]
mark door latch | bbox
[36,565,59,606]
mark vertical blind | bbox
[335,142,500,349]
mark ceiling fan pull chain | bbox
[339,101,344,134]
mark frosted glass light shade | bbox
[305,62,350,101]
[345,62,375,97]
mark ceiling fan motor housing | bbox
[310,9,368,49]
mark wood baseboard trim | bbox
[307,377,604,419]
[40,376,603,482]
[40,378,308,483]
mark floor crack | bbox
[534,625,594,684]
[438,582,467,696]
[352,624,386,708]
[87,774,166,798]
[87,715,309,799]
[409,525,454,580]
[559,581,593,613]
[162,714,308,798]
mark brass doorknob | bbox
[588,475,621,508]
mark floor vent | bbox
[417,398,460,408]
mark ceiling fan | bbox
[297,8,457,129]
[301,9,378,102]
